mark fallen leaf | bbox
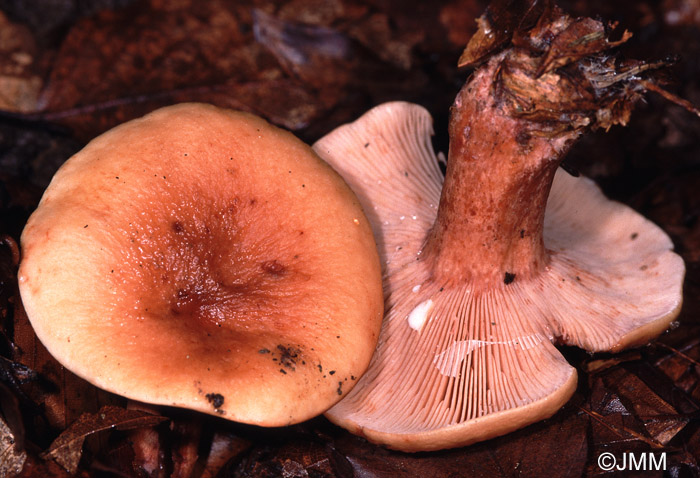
[0,406,26,477]
[603,367,689,444]
[458,0,550,67]
[252,8,357,90]
[16,453,88,478]
[535,17,632,76]
[35,0,285,141]
[41,405,168,474]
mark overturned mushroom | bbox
[312,4,685,452]
[18,103,383,426]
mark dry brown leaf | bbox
[535,18,632,76]
[458,0,551,67]
[41,405,167,474]
[603,369,689,444]
[16,453,88,478]
[0,413,26,478]
[34,0,286,140]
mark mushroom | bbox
[311,6,685,452]
[18,103,383,426]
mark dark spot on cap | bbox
[329,370,335,375]
[259,348,270,354]
[172,221,184,233]
[205,393,224,409]
[631,232,639,240]
[337,382,343,395]
[276,344,301,370]
[504,272,516,285]
[520,229,525,238]
[364,142,370,148]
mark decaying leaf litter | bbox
[0,0,699,476]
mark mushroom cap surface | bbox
[312,101,684,451]
[19,103,384,426]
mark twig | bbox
[640,79,700,118]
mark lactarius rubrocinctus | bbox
[18,103,384,426]
[312,2,685,452]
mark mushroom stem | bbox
[425,57,577,286]
[312,2,685,451]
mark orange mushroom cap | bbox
[18,103,384,426]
